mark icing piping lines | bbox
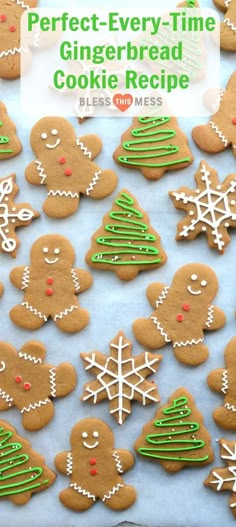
[21,266,30,290]
[19,351,42,365]
[222,370,228,394]
[225,402,236,412]
[76,138,92,158]
[155,286,170,308]
[0,388,13,407]
[173,337,204,348]
[21,301,47,321]
[21,398,51,414]
[102,483,124,501]
[54,305,78,321]
[71,269,80,292]
[86,170,102,196]
[48,190,79,199]
[224,18,236,31]
[66,453,73,476]
[70,483,96,501]
[206,305,214,328]
[49,368,56,397]
[112,451,123,473]
[208,121,228,147]
[35,160,47,184]
[150,316,171,343]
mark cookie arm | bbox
[25,160,46,186]
[77,134,102,160]
[146,282,169,309]
[203,306,226,331]
[54,451,71,475]
[10,266,28,290]
[115,449,135,472]
[207,368,226,393]
[72,268,93,293]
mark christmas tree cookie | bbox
[0,419,56,504]
[113,116,194,181]
[205,439,236,518]
[0,102,22,159]
[85,189,167,281]
[134,387,214,472]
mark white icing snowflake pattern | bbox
[81,331,161,425]
[170,161,236,253]
[205,440,236,516]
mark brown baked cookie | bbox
[169,160,236,254]
[55,417,136,511]
[205,439,236,518]
[0,418,56,504]
[0,340,77,431]
[0,282,3,297]
[213,0,236,51]
[0,173,39,257]
[81,330,161,425]
[25,117,118,218]
[192,72,236,156]
[0,102,22,159]
[113,116,193,181]
[9,234,93,333]
[133,263,226,366]
[134,387,214,472]
[85,189,167,281]
[207,337,236,429]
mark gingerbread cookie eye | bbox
[93,431,99,438]
[201,280,207,287]
[43,247,48,253]
[41,133,48,140]
[54,248,60,254]
[0,361,5,372]
[51,129,58,136]
[191,274,198,281]
[82,432,88,438]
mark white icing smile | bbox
[46,138,61,149]
[0,361,5,372]
[187,286,202,296]
[83,441,99,449]
[45,257,59,265]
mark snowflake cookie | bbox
[81,331,161,425]
[169,160,236,253]
[55,417,136,511]
[192,72,236,156]
[0,340,77,431]
[205,439,236,518]
[213,0,236,51]
[133,263,226,366]
[0,173,39,257]
[134,387,214,473]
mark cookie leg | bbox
[173,342,209,366]
[102,484,136,510]
[133,317,169,349]
[10,304,47,330]
[43,194,79,218]
[53,306,90,333]
[59,487,95,511]
[21,400,54,431]
[213,406,236,430]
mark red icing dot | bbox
[15,375,22,383]
[9,25,16,32]
[0,14,7,21]
[182,304,190,311]
[47,277,54,285]
[232,117,236,125]
[64,168,72,176]
[24,382,31,391]
[176,314,184,322]
[46,288,53,296]
[90,468,97,476]
[89,458,96,465]
[59,157,66,164]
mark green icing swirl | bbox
[0,427,48,497]
[0,136,13,154]
[118,117,191,168]
[91,192,162,265]
[138,396,209,462]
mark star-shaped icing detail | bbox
[169,160,236,253]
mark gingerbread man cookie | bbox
[213,0,236,51]
[9,234,93,333]
[0,340,77,431]
[0,102,22,159]
[133,263,226,366]
[55,418,136,511]
[25,117,118,218]
[0,419,56,504]
[207,337,236,430]
[192,72,236,157]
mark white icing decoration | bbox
[102,483,124,501]
[12,0,29,8]
[82,335,160,425]
[54,248,60,254]
[71,269,80,292]
[172,163,236,252]
[19,351,42,365]
[93,431,99,438]
[173,337,204,348]
[206,305,214,328]
[201,280,207,287]
[151,316,171,343]
[208,121,228,147]
[86,170,102,196]
[21,266,30,290]
[51,129,58,135]
[70,483,96,501]
[48,190,79,199]
[224,0,232,6]
[66,453,73,476]
[0,47,27,58]
[76,138,92,158]
[83,440,99,449]
[0,361,5,372]
[112,451,123,474]
[41,133,47,140]
[43,247,48,253]
[49,368,56,397]
[82,432,88,438]
[54,305,78,321]
[0,388,13,406]
[187,285,202,296]
[225,403,236,412]
[46,138,60,149]
[21,301,47,321]
[21,398,51,414]
[191,274,198,281]
[45,257,59,265]
[224,17,236,31]
[155,286,170,308]
[35,160,47,184]
[222,370,228,394]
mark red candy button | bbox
[176,314,184,322]
[182,304,190,311]
[59,157,66,164]
[90,468,97,476]
[47,277,54,285]
[9,25,16,32]
[232,117,236,125]
[64,168,72,176]
[0,14,7,21]
[24,382,31,391]
[90,458,96,465]
[15,375,22,383]
[46,288,53,296]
